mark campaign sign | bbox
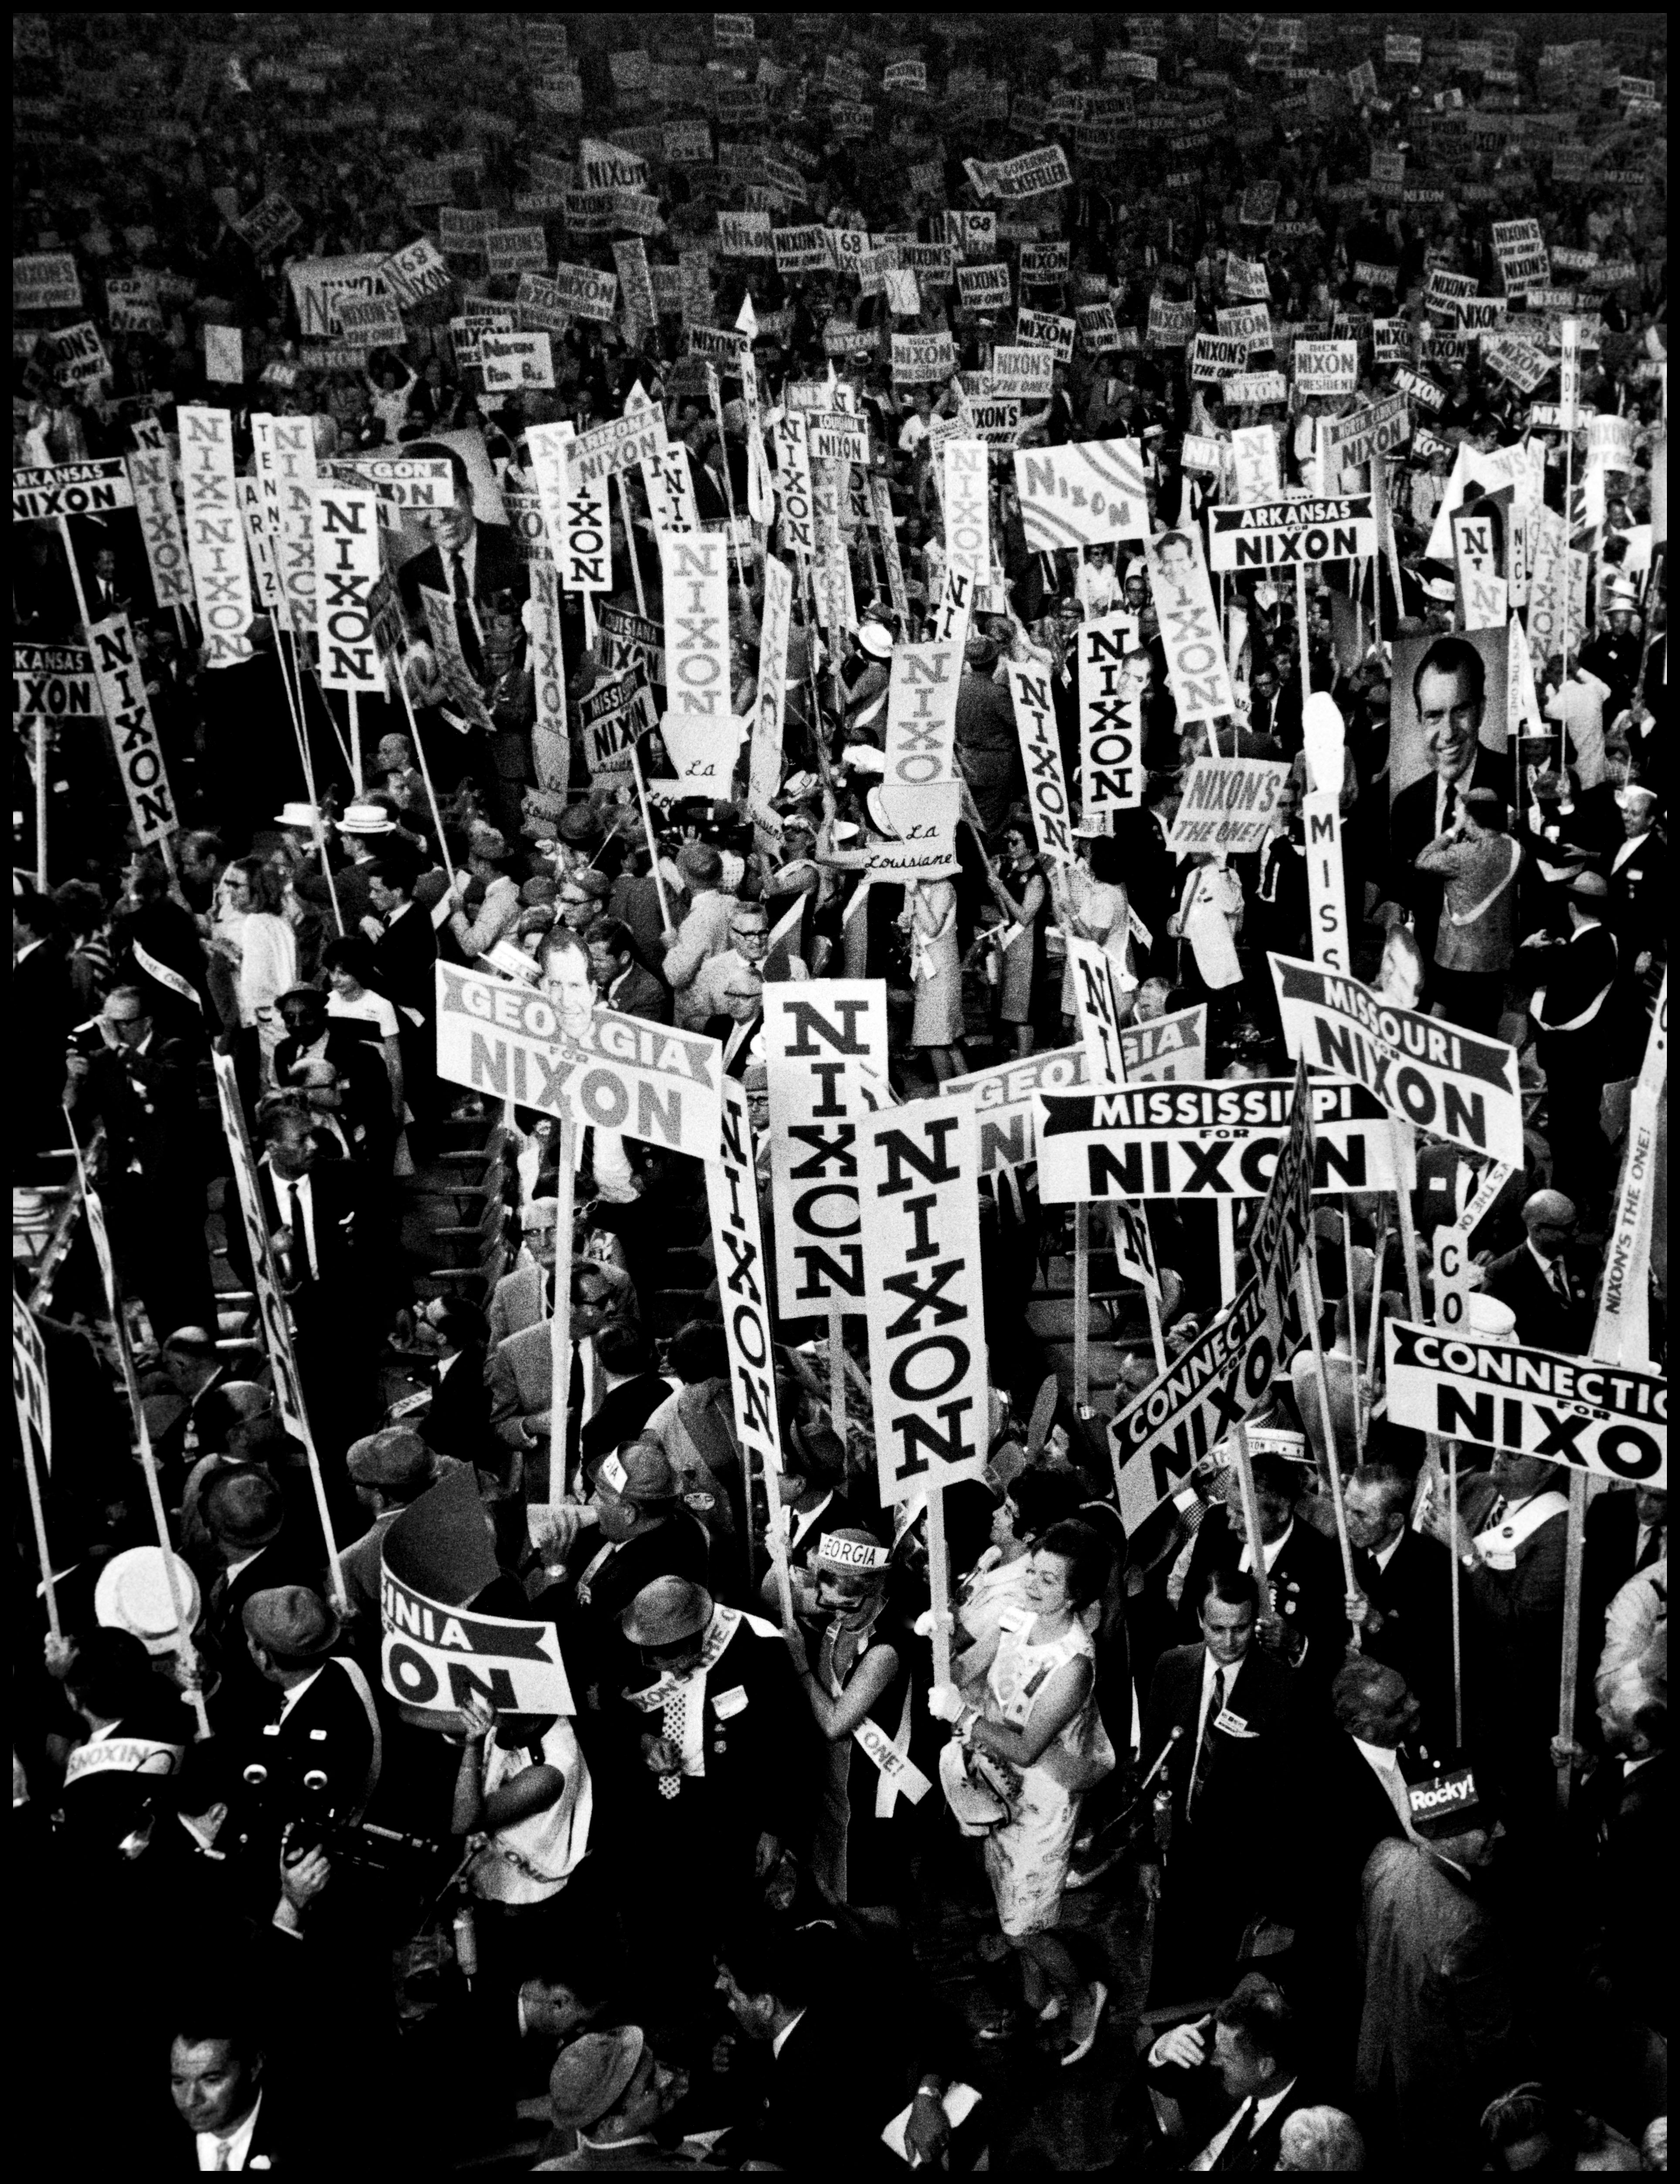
[434,963,723,1160]
[1034,1076,1411,1204]
[1269,954,1523,1165]
[1208,495,1377,571]
[1385,1323,1666,1486]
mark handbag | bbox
[938,1738,1015,1837]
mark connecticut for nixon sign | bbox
[434,962,723,1160]
[1384,1323,1666,1487]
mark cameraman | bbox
[228,1588,382,1887]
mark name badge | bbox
[711,1685,749,1720]
[1214,1708,1256,1739]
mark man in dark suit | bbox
[1482,1190,1596,1356]
[1387,634,1513,962]
[1174,1452,1347,1670]
[1605,784,1661,954]
[1343,1464,1457,1749]
[1141,1568,1304,2007]
[363,841,439,1132]
[201,1471,319,1734]
[1137,1972,1321,2171]
[169,2027,300,2170]
[411,1296,493,1467]
[273,985,394,1148]
[587,919,673,1025]
[64,983,214,1337]
[225,1106,392,1455]
[397,442,523,677]
[1428,1452,1570,1829]
[604,1577,814,2023]
[676,415,732,525]
[1582,1486,1666,1660]
[230,1585,381,1854]
[718,1923,930,2174]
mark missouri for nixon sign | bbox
[1270,955,1522,1166]
[1384,1323,1666,1487]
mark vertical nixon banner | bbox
[311,480,384,692]
[125,436,193,612]
[859,1095,991,1505]
[661,532,732,715]
[88,615,180,847]
[253,413,317,629]
[1007,660,1076,864]
[1146,526,1236,724]
[178,406,254,665]
[706,1078,789,1504]
[884,640,962,787]
[765,982,890,1320]
[942,437,990,581]
[749,555,792,820]
[1078,609,1143,812]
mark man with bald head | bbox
[1607,782,1660,965]
[1481,1191,1595,1355]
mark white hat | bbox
[843,743,886,775]
[338,802,397,836]
[94,1546,202,1653]
[1466,1293,1518,1344]
[1421,573,1457,603]
[1604,578,1638,606]
[273,800,320,830]
[857,622,894,660]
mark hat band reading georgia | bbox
[815,1534,890,1572]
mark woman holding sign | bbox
[930,1523,1115,2064]
[785,1531,926,1923]
[988,809,1053,1056]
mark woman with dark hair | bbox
[931,1519,1116,2059]
[987,806,1052,1055]
[951,1468,1090,1664]
[323,934,405,1121]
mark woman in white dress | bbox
[932,1521,1115,2062]
[209,856,297,1097]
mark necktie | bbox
[1485,1494,1507,1530]
[1549,1259,1572,1302]
[282,1178,315,1281]
[1442,783,1458,833]
[448,549,482,678]
[1635,1527,1662,1573]
[1210,2098,1254,2170]
[659,1681,690,1800]
[214,2139,232,2169]
[1189,1669,1224,1817]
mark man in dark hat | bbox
[1355,1762,1531,2166]
[229,1585,382,1867]
[337,1429,437,1637]
[604,1577,813,2024]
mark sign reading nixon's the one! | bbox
[1208,495,1377,571]
[433,962,723,1161]
[1269,953,1524,1165]
[1384,1323,1666,1487]
[1033,1076,1412,1205]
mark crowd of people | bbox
[11,9,1669,2173]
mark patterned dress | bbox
[980,1608,1102,1938]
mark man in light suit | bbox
[1387,635,1513,962]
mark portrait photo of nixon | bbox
[1387,629,1513,959]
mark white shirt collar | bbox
[1193,2077,1298,2170]
[771,2007,808,2061]
[1352,1733,1401,1771]
[791,1491,834,1547]
[196,2090,262,2170]
[1373,1531,1404,1574]
[277,1665,326,1720]
[1238,1517,1292,1576]
[1201,1647,1243,1710]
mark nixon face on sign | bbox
[1034,1077,1410,1205]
